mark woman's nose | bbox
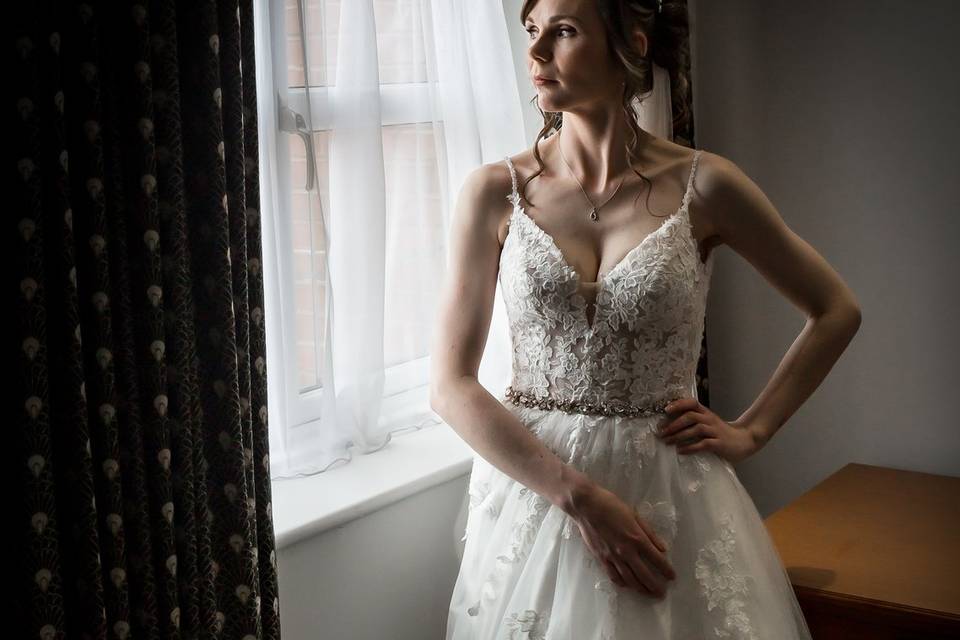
[528,40,550,63]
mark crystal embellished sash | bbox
[503,385,677,418]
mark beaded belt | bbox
[503,385,674,418]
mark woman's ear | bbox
[632,26,649,58]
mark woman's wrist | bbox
[735,417,773,451]
[554,463,597,517]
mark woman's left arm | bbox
[658,152,862,462]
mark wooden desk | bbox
[764,463,960,639]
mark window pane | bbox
[373,0,430,84]
[287,130,332,391]
[382,122,446,369]
[286,0,339,88]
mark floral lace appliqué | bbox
[467,485,552,621]
[635,499,679,545]
[695,513,758,639]
[504,608,550,639]
[621,422,659,479]
[497,486,551,565]
[679,451,713,493]
[468,478,501,519]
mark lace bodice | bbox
[499,150,714,411]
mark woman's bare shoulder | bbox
[506,137,558,176]
[693,149,753,203]
[690,148,774,251]
[454,158,517,247]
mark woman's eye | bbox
[525,26,574,39]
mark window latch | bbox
[278,95,316,192]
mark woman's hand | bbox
[570,483,676,598]
[657,398,762,464]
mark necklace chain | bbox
[556,130,626,223]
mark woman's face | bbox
[524,0,636,114]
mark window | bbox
[257,0,450,473]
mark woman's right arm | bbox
[428,163,595,515]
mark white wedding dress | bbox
[445,150,813,639]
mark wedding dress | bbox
[445,149,813,639]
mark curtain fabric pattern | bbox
[13,1,280,639]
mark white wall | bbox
[690,0,960,516]
[276,475,468,639]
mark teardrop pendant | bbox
[589,207,599,222]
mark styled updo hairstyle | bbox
[517,0,692,214]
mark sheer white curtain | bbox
[261,0,527,478]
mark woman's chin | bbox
[534,94,566,112]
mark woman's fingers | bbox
[611,556,647,594]
[647,525,667,552]
[606,548,668,597]
[634,516,676,580]
[634,535,676,584]
[634,507,666,552]
[660,422,712,444]
[646,545,676,581]
[602,557,626,588]
[626,553,667,598]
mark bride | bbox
[431,0,861,637]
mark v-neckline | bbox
[513,199,687,287]
[507,149,700,283]
[512,201,687,333]
[502,149,702,334]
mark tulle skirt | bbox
[445,397,813,639]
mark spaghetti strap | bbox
[681,149,702,210]
[503,156,520,207]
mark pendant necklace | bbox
[556,130,626,222]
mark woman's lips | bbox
[534,77,557,85]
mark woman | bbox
[431,1,861,637]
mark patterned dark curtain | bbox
[12,1,280,639]
[671,0,710,409]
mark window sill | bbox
[270,423,475,550]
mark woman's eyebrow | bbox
[524,14,582,26]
